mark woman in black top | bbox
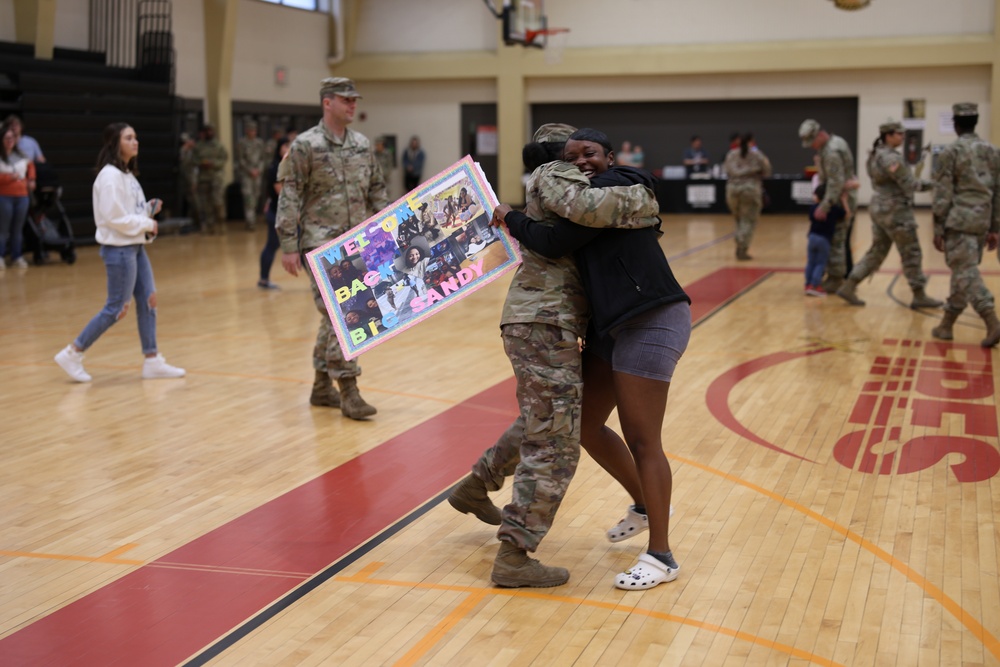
[496,128,691,590]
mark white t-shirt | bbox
[92,164,155,246]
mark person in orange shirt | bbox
[0,121,36,270]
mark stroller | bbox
[25,162,76,265]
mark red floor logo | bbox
[833,339,1000,482]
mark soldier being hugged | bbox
[930,102,1000,347]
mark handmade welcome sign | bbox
[306,156,520,360]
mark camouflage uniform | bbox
[236,128,266,228]
[817,135,857,290]
[193,137,228,234]
[849,139,933,291]
[723,147,772,259]
[178,139,199,227]
[801,120,858,291]
[470,143,661,553]
[375,143,394,198]
[275,120,387,380]
[932,124,1000,321]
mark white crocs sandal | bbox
[605,504,675,543]
[614,553,679,590]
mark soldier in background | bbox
[374,136,394,199]
[276,77,387,420]
[836,119,942,309]
[723,132,772,260]
[193,124,228,235]
[447,124,662,589]
[178,132,199,229]
[930,102,1000,347]
[236,120,266,230]
[799,118,859,293]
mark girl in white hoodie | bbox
[55,123,184,382]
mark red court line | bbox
[0,267,757,666]
[685,267,773,323]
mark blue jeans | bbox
[805,233,831,287]
[75,244,158,354]
[0,195,30,260]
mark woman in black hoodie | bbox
[496,128,690,591]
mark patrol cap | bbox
[532,123,577,144]
[799,119,821,148]
[245,120,258,131]
[320,77,362,99]
[879,119,904,134]
[179,132,192,142]
[952,102,978,117]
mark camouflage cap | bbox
[320,77,362,99]
[952,102,978,117]
[532,123,577,144]
[245,120,258,130]
[179,132,192,143]
[879,119,904,134]
[799,119,821,148]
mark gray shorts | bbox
[588,301,691,382]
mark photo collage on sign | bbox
[317,173,506,335]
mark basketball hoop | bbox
[525,27,569,49]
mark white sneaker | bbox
[142,354,186,379]
[11,257,28,269]
[55,345,92,382]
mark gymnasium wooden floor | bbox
[2,210,999,666]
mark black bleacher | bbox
[0,43,178,240]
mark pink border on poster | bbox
[306,156,520,360]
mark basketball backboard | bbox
[503,0,546,47]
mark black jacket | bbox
[504,166,689,338]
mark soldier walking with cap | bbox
[193,124,228,235]
[276,77,387,419]
[448,123,662,588]
[237,120,266,230]
[836,119,942,309]
[930,102,1000,347]
[799,118,858,292]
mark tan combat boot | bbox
[338,376,377,420]
[735,246,752,261]
[980,309,1000,348]
[835,278,865,306]
[910,287,943,310]
[309,370,341,408]
[931,310,960,341]
[491,541,569,588]
[448,474,501,525]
